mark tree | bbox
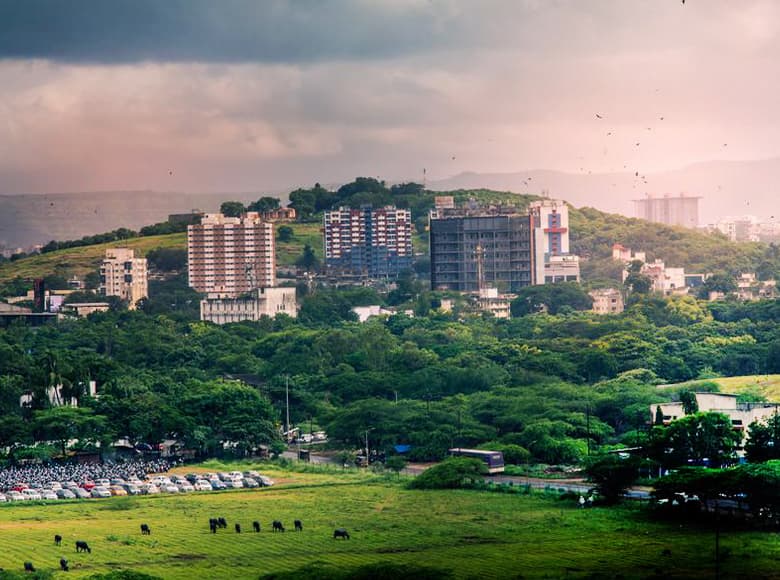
[651,412,741,469]
[220,201,246,217]
[296,244,320,271]
[697,272,737,299]
[585,454,640,504]
[679,390,699,415]
[277,225,294,243]
[385,455,406,477]
[33,407,111,457]
[623,260,652,296]
[146,247,187,272]
[745,412,780,463]
[408,457,487,489]
[510,283,593,317]
[248,196,281,212]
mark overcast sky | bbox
[1,0,779,197]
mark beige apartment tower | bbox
[100,248,148,309]
[187,212,275,296]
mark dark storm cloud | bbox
[0,0,473,64]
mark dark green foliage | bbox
[648,412,741,468]
[87,572,164,580]
[40,228,138,254]
[679,390,699,415]
[295,243,320,271]
[408,457,487,489]
[219,201,246,217]
[510,282,593,316]
[696,272,737,299]
[277,225,294,242]
[745,412,780,462]
[247,196,281,212]
[145,247,187,271]
[585,454,640,504]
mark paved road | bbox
[286,451,653,499]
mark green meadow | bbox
[0,465,777,579]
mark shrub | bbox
[407,457,487,490]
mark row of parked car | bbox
[0,470,275,502]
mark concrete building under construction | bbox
[633,193,700,229]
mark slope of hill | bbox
[659,375,780,402]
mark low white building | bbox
[650,392,780,455]
[200,287,297,324]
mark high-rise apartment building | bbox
[187,212,275,296]
[324,206,413,279]
[529,199,580,284]
[634,193,700,228]
[429,210,535,292]
[100,248,148,309]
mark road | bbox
[283,450,653,499]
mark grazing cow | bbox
[75,540,91,553]
[24,562,35,572]
[60,557,69,571]
[140,523,151,535]
[218,517,227,528]
[272,520,284,533]
[333,528,350,540]
[210,520,218,534]
[294,520,303,532]
[252,521,260,533]
[235,523,241,534]
[54,534,62,546]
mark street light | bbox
[364,428,375,466]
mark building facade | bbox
[323,206,413,280]
[187,212,275,296]
[429,212,535,292]
[634,193,700,228]
[529,199,580,284]
[590,288,624,314]
[200,287,297,324]
[100,248,148,309]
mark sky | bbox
[1,0,780,197]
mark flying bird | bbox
[635,171,639,177]
[607,132,612,136]
[635,143,641,146]
[660,117,664,121]
[595,114,603,119]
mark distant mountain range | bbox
[430,157,780,224]
[1,157,778,248]
[0,191,262,249]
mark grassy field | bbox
[0,463,776,579]
[659,375,780,401]
[0,223,326,287]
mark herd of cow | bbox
[18,518,351,574]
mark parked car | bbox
[6,491,24,501]
[40,489,59,501]
[177,482,195,493]
[242,477,259,489]
[73,488,91,499]
[11,483,29,492]
[185,473,200,484]
[80,481,96,491]
[224,479,243,489]
[217,472,232,482]
[0,493,7,502]
[243,470,261,478]
[122,484,142,495]
[194,480,212,492]
[56,488,76,500]
[256,475,275,487]
[210,480,227,491]
[160,483,179,494]
[91,487,111,498]
[48,481,63,490]
[109,485,128,497]
[95,479,111,487]
[21,489,42,501]
[139,483,160,495]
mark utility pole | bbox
[364,427,374,466]
[586,404,591,456]
[285,375,290,442]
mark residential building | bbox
[735,272,777,301]
[650,392,780,456]
[529,199,580,283]
[472,287,512,319]
[590,288,624,314]
[633,193,700,228]
[200,287,297,324]
[100,248,148,309]
[187,212,275,296]
[429,209,535,292]
[323,206,413,280]
[62,302,111,317]
[259,207,296,221]
[624,259,686,294]
[612,244,646,264]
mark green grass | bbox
[0,465,775,579]
[659,375,780,401]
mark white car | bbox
[0,493,7,502]
[91,487,111,498]
[193,480,212,492]
[95,479,111,487]
[177,482,195,493]
[6,491,24,501]
[160,484,179,494]
[48,482,63,490]
[224,479,243,489]
[21,489,42,501]
[228,471,243,479]
[140,484,160,495]
[40,489,58,501]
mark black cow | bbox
[272,520,284,533]
[54,534,62,546]
[60,557,69,571]
[252,521,260,533]
[75,540,91,553]
[235,523,241,534]
[218,517,227,528]
[140,524,151,535]
[23,562,35,572]
[294,520,303,532]
[209,520,218,534]
[333,528,350,540]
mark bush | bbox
[259,562,453,580]
[407,457,487,490]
